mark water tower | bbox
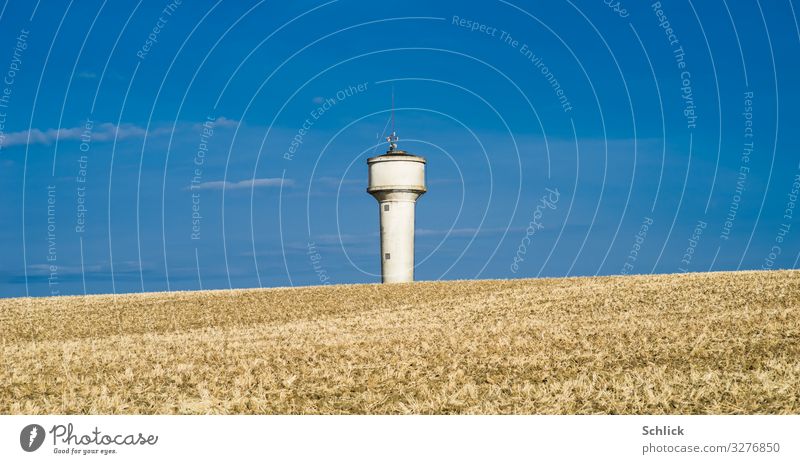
[367,131,426,283]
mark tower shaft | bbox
[377,193,419,283]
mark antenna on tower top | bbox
[386,86,398,152]
[391,85,395,133]
[386,131,398,153]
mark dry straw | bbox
[1,270,798,414]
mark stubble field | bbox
[1,270,798,414]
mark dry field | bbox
[1,270,798,414]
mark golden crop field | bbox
[1,270,798,414]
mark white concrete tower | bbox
[367,131,426,283]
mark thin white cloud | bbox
[1,122,155,148]
[314,232,377,245]
[416,227,522,237]
[77,71,97,79]
[308,227,520,245]
[0,118,239,149]
[190,178,292,191]
[191,116,239,130]
[215,116,239,128]
[318,176,361,186]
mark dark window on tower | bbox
[385,253,391,260]
[384,204,390,212]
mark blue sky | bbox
[0,0,798,297]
